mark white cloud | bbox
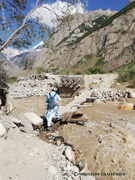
[29,1,86,28]
[86,0,88,8]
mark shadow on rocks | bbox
[40,116,47,130]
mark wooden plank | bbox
[50,111,88,132]
[66,112,74,123]
[78,104,92,107]
[72,114,83,118]
[73,104,92,108]
[49,121,61,133]
[69,119,87,125]
[61,113,69,122]
[49,113,68,132]
[70,119,88,122]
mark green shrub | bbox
[130,79,135,88]
[84,55,93,60]
[21,58,35,70]
[37,66,45,74]
[87,58,107,74]
[117,68,135,83]
[6,76,18,84]
[87,67,106,74]
[94,58,105,67]
[74,68,82,75]
[52,68,59,74]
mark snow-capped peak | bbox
[31,41,44,51]
[1,47,22,58]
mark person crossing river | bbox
[45,87,61,131]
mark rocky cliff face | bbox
[85,8,116,21]
[47,9,116,47]
[33,9,115,70]
[34,6,135,73]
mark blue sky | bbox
[85,0,129,11]
[3,0,130,50]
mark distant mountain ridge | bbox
[1,8,118,75]
[1,47,22,59]
[1,41,44,59]
[0,41,44,72]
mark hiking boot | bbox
[47,126,51,131]
[56,115,61,121]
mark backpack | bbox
[47,93,57,109]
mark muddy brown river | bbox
[8,96,135,180]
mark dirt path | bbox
[0,128,60,180]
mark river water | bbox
[9,96,135,180]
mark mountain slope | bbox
[34,9,117,71]
[48,9,117,47]
[1,8,117,74]
[34,1,135,74]
[0,53,19,76]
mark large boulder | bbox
[11,117,22,124]
[1,116,16,129]
[129,91,135,98]
[23,112,43,126]
[64,146,75,163]
[14,114,33,133]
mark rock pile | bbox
[52,145,80,180]
[8,74,85,99]
[45,133,95,180]
[59,76,84,98]
[87,88,135,102]
[8,74,60,98]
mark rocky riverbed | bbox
[1,95,135,180]
[1,74,135,180]
[0,108,87,180]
